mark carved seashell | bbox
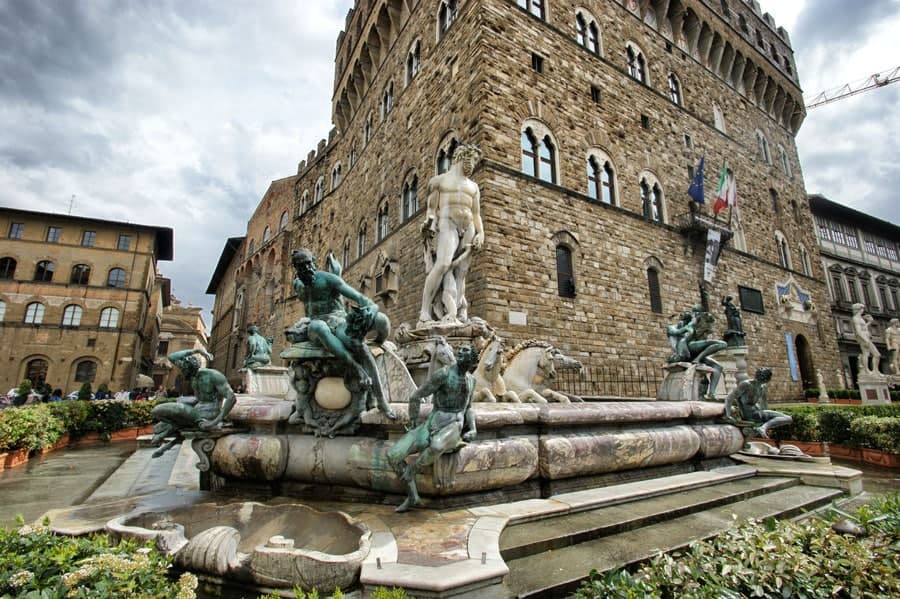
[175,525,245,576]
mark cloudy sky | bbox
[1,0,898,331]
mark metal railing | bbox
[555,363,664,399]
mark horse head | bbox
[549,347,583,373]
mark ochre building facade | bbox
[0,208,173,394]
[209,0,843,400]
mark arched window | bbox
[778,145,792,177]
[349,144,357,168]
[34,260,54,282]
[576,13,600,55]
[518,0,545,20]
[406,40,421,85]
[640,177,664,223]
[99,307,119,328]
[556,245,576,297]
[626,44,646,83]
[377,202,390,241]
[300,191,309,214]
[0,257,16,279]
[70,264,91,285]
[713,103,726,133]
[62,305,83,327]
[438,0,458,38]
[314,177,325,203]
[798,244,812,277]
[381,81,394,119]
[756,130,771,163]
[357,222,367,258]
[342,238,351,268]
[521,126,556,183]
[436,135,459,174]
[74,359,97,383]
[775,231,792,269]
[247,238,255,256]
[668,73,682,105]
[331,163,342,190]
[24,302,44,324]
[647,267,663,313]
[403,174,419,221]
[26,358,48,386]
[279,211,288,231]
[0,300,6,322]
[263,226,271,243]
[586,152,616,205]
[107,268,126,288]
[770,188,780,213]
[364,112,373,144]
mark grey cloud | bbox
[792,0,899,52]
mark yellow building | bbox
[0,208,173,394]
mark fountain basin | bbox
[106,501,370,591]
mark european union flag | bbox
[688,155,705,204]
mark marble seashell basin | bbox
[106,502,371,591]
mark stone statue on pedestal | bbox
[851,303,881,374]
[418,144,484,326]
[886,318,900,375]
[387,345,479,512]
[150,348,236,457]
[243,325,273,369]
[724,367,791,439]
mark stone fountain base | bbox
[205,397,744,506]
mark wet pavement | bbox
[0,441,136,528]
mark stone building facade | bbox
[0,208,173,394]
[809,194,900,385]
[210,0,843,400]
[151,295,210,393]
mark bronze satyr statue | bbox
[150,349,236,457]
[387,345,479,512]
[667,304,727,399]
[721,295,746,348]
[724,367,791,438]
[243,325,273,369]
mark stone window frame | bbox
[357,220,368,259]
[74,358,98,383]
[437,0,458,41]
[638,170,666,224]
[644,256,665,314]
[770,188,780,213]
[575,9,602,56]
[364,111,373,145]
[99,306,119,328]
[775,230,792,270]
[401,169,419,222]
[381,80,394,120]
[300,190,310,215]
[61,304,83,327]
[24,301,45,325]
[625,41,648,85]
[81,230,96,247]
[435,131,459,174]
[314,176,325,204]
[712,102,726,133]
[34,260,55,282]
[349,142,357,169]
[342,238,351,269]
[8,222,24,240]
[247,238,255,257]
[70,263,91,286]
[279,211,289,231]
[263,225,271,244]
[107,267,127,289]
[521,118,560,185]
[0,257,16,279]
[797,242,812,277]
[331,162,343,191]
[24,356,49,385]
[667,72,682,106]
[828,264,846,303]
[0,299,5,322]
[777,144,792,178]
[377,199,390,242]
[518,0,546,21]
[755,129,772,164]
[552,231,580,299]
[585,148,617,206]
[406,38,422,86]
[46,226,62,243]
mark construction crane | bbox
[806,66,900,109]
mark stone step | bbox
[500,475,798,561]
[504,484,844,598]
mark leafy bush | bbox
[126,400,158,427]
[85,399,131,439]
[0,520,197,598]
[15,379,32,400]
[849,416,900,453]
[0,405,65,451]
[769,407,818,442]
[803,387,819,398]
[77,381,93,402]
[573,495,900,598]
[817,408,854,446]
[46,400,92,438]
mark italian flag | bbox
[713,163,736,215]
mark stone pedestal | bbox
[857,372,891,404]
[657,362,716,401]
[716,346,749,400]
[242,366,291,398]
[395,317,492,386]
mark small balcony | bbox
[673,209,734,245]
